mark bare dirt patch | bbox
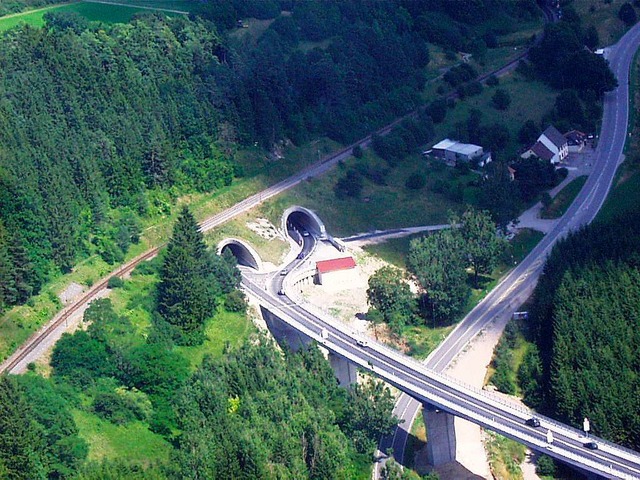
[299,242,388,335]
[246,217,282,241]
[59,282,85,305]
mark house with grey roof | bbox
[521,125,568,164]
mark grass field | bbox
[362,235,421,269]
[541,175,588,219]
[255,151,480,239]
[107,269,255,371]
[430,72,557,160]
[0,1,185,32]
[74,410,171,465]
[572,0,630,45]
[176,310,255,371]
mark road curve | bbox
[381,19,640,472]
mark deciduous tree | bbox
[455,209,507,287]
[407,230,469,324]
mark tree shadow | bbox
[407,434,487,480]
[466,272,493,290]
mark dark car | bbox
[525,417,541,428]
[297,252,305,259]
[583,441,598,450]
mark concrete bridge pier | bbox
[328,352,358,387]
[423,403,457,466]
[260,306,312,351]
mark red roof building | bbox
[316,257,356,284]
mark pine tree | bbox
[157,206,215,344]
[0,376,46,479]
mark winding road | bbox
[379,18,640,475]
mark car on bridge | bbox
[584,441,598,450]
[525,417,541,427]
[356,338,368,347]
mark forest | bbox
[0,207,398,479]
[511,209,640,452]
[0,0,549,313]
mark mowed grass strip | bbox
[540,175,588,219]
[73,410,172,465]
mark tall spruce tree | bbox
[0,376,46,479]
[157,206,215,345]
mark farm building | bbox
[427,139,491,166]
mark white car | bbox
[356,338,368,347]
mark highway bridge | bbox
[233,207,640,480]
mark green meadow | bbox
[0,1,187,32]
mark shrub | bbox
[485,74,499,87]
[352,145,363,158]
[225,290,247,313]
[334,169,364,199]
[426,98,447,123]
[107,276,124,289]
[492,88,511,110]
[536,454,557,476]
[619,2,638,26]
[405,172,427,190]
[540,192,552,208]
[92,391,145,425]
[466,81,483,96]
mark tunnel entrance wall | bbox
[217,238,263,271]
[282,206,327,239]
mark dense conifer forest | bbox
[519,210,640,450]
[0,0,542,313]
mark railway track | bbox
[0,247,161,373]
[0,6,556,375]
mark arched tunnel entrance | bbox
[217,238,263,271]
[282,206,327,240]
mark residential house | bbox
[521,125,568,164]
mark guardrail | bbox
[243,276,640,479]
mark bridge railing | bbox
[245,280,640,478]
[287,294,640,466]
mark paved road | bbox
[241,269,640,479]
[380,19,640,473]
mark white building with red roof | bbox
[316,257,356,285]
